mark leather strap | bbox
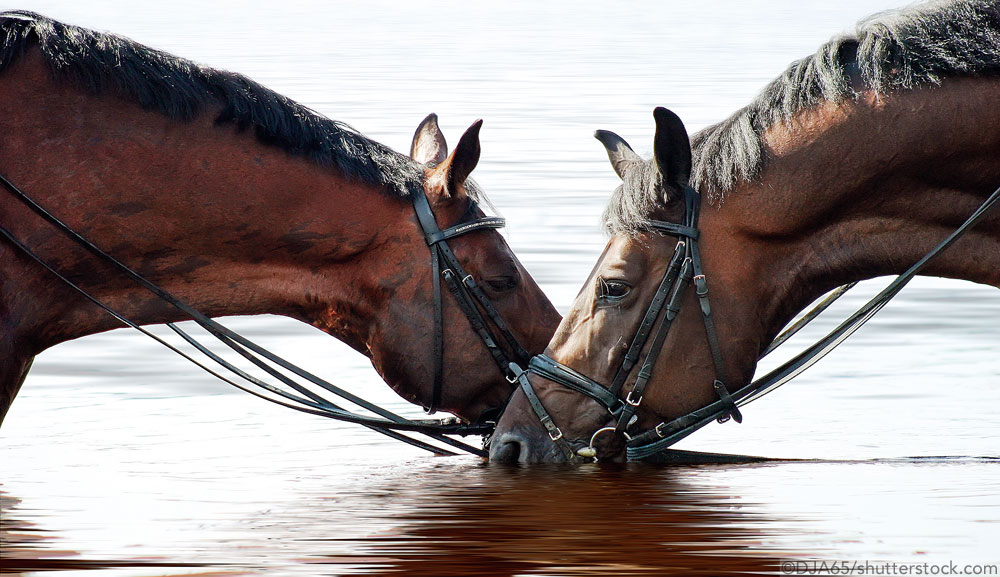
[648,220,699,240]
[440,237,532,366]
[615,257,693,433]
[426,217,505,245]
[441,266,508,369]
[429,246,444,413]
[529,355,623,413]
[514,366,578,461]
[690,239,742,423]
[608,241,686,395]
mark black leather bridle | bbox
[514,180,1000,462]
[514,183,741,462]
[411,186,530,414]
[0,171,530,457]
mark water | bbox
[2,1,998,575]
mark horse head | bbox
[361,114,561,424]
[489,108,746,462]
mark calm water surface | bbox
[2,1,998,575]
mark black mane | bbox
[0,10,424,196]
[605,0,1000,235]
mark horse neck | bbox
[705,76,1000,365]
[0,51,413,353]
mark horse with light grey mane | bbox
[491,0,1000,463]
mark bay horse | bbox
[490,0,1000,463]
[0,12,560,430]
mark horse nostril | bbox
[489,436,523,463]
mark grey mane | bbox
[605,0,1000,235]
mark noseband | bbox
[410,186,530,414]
[516,183,742,462]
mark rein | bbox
[0,171,527,458]
[518,182,1000,462]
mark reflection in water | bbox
[1,493,206,575]
[343,463,779,576]
[2,462,783,576]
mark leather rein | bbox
[516,181,1000,462]
[0,171,529,458]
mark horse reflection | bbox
[311,463,782,576]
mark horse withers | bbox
[0,12,560,430]
[490,0,1000,463]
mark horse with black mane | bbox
[0,11,560,434]
[491,0,1000,463]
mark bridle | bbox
[411,185,530,414]
[514,183,741,462]
[0,171,530,457]
[515,180,1000,462]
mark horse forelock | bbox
[0,10,428,199]
[603,0,1000,236]
[601,160,668,236]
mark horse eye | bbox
[486,276,517,292]
[597,278,631,302]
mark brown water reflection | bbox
[2,492,202,575]
[342,463,779,576]
[3,462,785,576]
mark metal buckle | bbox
[505,362,524,384]
[625,390,642,407]
[693,274,708,296]
[548,428,564,442]
[462,274,475,287]
[654,422,667,438]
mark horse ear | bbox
[426,119,482,200]
[410,113,448,164]
[652,107,692,188]
[595,130,642,180]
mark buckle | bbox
[693,274,708,296]
[654,422,667,438]
[505,362,524,384]
[548,428,564,442]
[712,380,744,424]
[625,390,642,407]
